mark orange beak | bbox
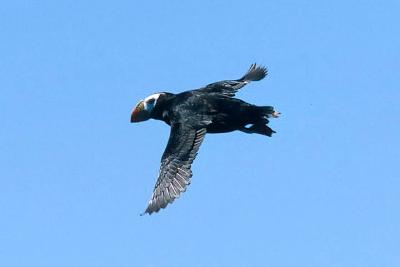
[130,100,150,122]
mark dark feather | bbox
[239,63,268,82]
[196,63,268,97]
[142,125,206,215]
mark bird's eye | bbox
[147,98,155,105]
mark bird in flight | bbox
[131,64,280,215]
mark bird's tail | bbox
[259,105,275,116]
[240,105,279,137]
[238,63,268,82]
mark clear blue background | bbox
[1,1,399,266]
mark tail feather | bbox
[240,105,278,137]
[255,106,276,119]
[239,63,268,82]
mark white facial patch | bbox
[144,93,162,111]
[144,93,161,102]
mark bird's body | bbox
[131,64,280,214]
[153,92,276,135]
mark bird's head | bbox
[130,93,165,123]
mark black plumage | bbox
[130,64,280,215]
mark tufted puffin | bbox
[131,64,280,215]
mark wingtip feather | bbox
[240,63,268,82]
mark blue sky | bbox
[1,0,399,266]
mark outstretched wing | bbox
[197,63,268,97]
[142,124,207,215]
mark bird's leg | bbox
[240,122,275,137]
[266,111,281,118]
[271,111,281,118]
[257,106,280,119]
